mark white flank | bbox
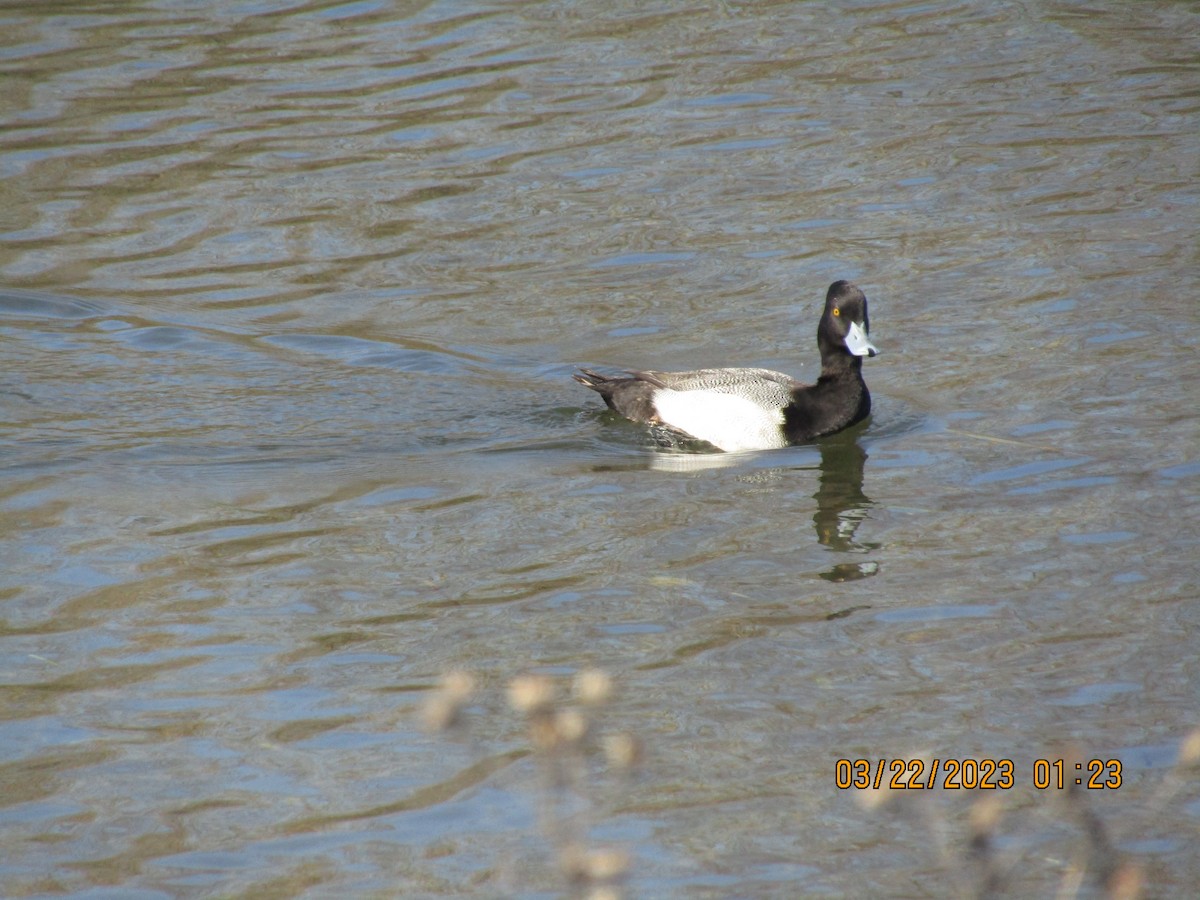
[652,388,788,452]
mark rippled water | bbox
[2,0,1198,896]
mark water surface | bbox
[2,1,1198,896]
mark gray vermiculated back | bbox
[636,367,799,410]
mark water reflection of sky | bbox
[2,1,1199,896]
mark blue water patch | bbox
[875,604,1000,623]
[0,799,88,831]
[970,457,1088,485]
[564,167,624,179]
[1087,329,1149,345]
[1031,297,1077,314]
[313,0,390,21]
[0,717,98,762]
[599,622,667,635]
[463,143,516,161]
[1112,572,1147,584]
[161,850,259,872]
[591,251,697,268]
[262,333,472,375]
[857,201,912,213]
[546,591,583,608]
[607,325,662,337]
[867,447,943,469]
[120,325,202,350]
[354,485,442,507]
[0,290,105,320]
[1052,681,1140,707]
[389,126,439,144]
[703,137,787,152]
[784,217,845,231]
[684,92,774,107]
[1009,475,1118,495]
[1010,419,1075,435]
[1120,837,1183,855]
[570,484,625,496]
[286,727,399,751]
[1159,460,1200,479]
[1061,531,1138,545]
[1108,741,1182,770]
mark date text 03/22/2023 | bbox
[834,758,1124,791]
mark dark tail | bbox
[572,369,658,422]
[573,368,622,392]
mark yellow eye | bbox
[831,307,840,317]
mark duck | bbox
[574,280,878,452]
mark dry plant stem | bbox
[1064,780,1119,893]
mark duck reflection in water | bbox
[812,434,878,583]
[640,431,878,582]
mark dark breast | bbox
[782,377,869,442]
